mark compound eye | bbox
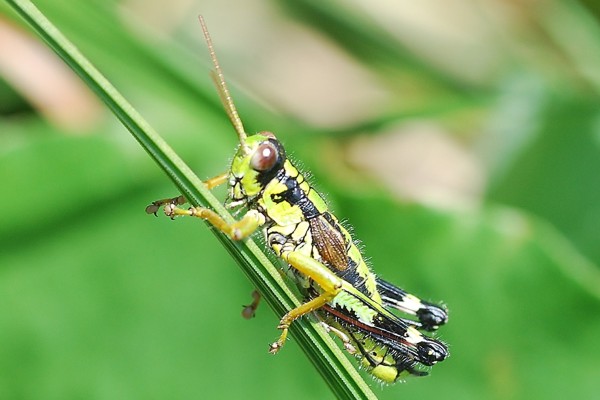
[250,141,279,171]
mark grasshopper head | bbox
[228,131,286,203]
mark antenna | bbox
[198,16,248,145]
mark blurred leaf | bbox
[488,94,600,266]
[275,0,483,94]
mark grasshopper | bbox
[147,17,449,382]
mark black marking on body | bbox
[337,258,368,293]
[377,278,448,331]
[269,173,321,220]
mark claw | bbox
[145,203,160,216]
[268,341,282,354]
[241,305,256,319]
[241,290,261,319]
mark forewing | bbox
[309,216,349,272]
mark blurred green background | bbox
[1,0,600,399]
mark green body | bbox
[226,132,449,381]
[149,20,449,383]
